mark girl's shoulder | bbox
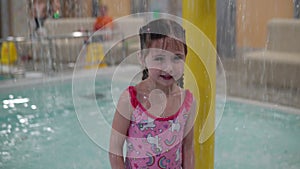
[180,88,195,112]
[115,88,134,120]
[184,88,194,102]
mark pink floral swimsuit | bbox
[125,86,193,169]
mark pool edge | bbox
[227,96,300,115]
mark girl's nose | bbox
[163,60,173,74]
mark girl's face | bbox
[144,37,186,87]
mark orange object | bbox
[94,16,113,31]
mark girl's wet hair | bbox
[139,19,187,55]
[139,19,187,87]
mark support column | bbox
[182,0,216,168]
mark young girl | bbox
[109,19,196,169]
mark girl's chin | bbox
[157,77,176,86]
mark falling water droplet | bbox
[31,105,37,110]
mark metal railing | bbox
[0,30,126,79]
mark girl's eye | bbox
[174,54,184,61]
[153,55,164,61]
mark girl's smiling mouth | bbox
[160,74,173,80]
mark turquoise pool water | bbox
[0,79,299,169]
[0,75,12,81]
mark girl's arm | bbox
[182,97,196,169]
[109,90,132,169]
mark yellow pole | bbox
[182,0,216,168]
